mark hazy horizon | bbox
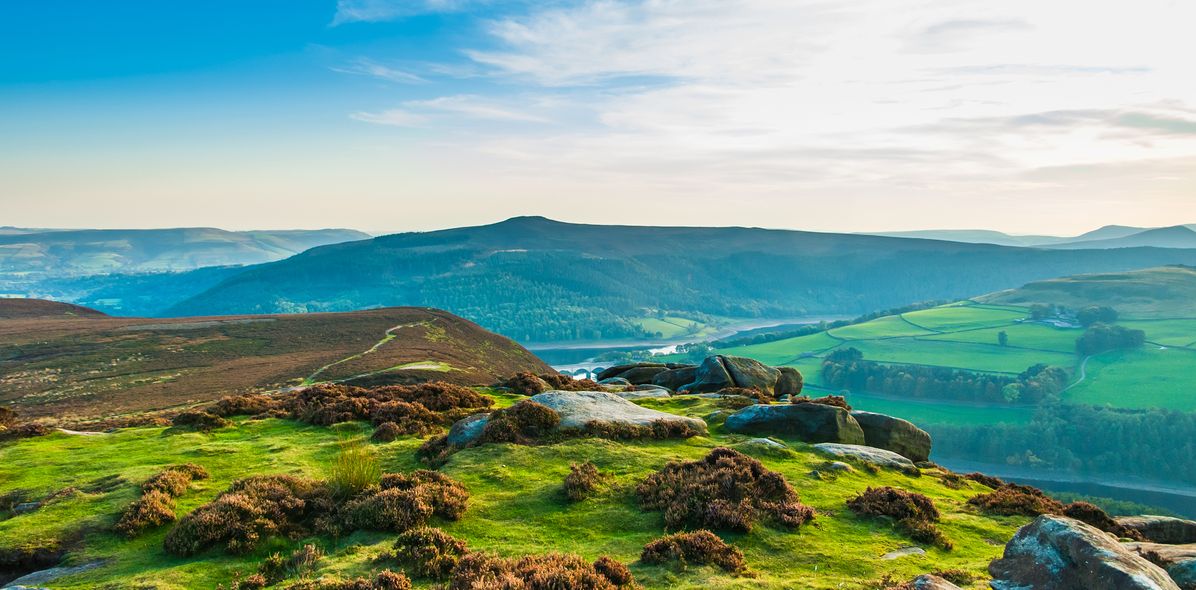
[3,1,1195,234]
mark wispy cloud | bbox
[331,58,425,83]
[331,0,483,25]
[349,108,426,126]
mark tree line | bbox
[820,348,1070,404]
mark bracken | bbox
[390,527,470,579]
[640,530,745,572]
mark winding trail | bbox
[302,322,426,385]
[1063,355,1091,392]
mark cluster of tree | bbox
[1077,305,1119,327]
[1076,323,1146,356]
[932,404,1196,486]
[821,348,1069,404]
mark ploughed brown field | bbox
[0,300,550,421]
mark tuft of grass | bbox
[328,438,382,499]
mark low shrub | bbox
[212,394,276,417]
[640,530,745,572]
[372,570,413,590]
[790,395,852,410]
[164,475,334,556]
[172,411,231,432]
[143,463,210,496]
[637,447,814,532]
[932,569,976,586]
[716,387,773,404]
[368,402,440,436]
[390,527,469,579]
[114,489,177,538]
[446,551,636,590]
[282,572,411,590]
[260,544,324,584]
[579,419,702,441]
[963,472,1005,489]
[0,407,16,428]
[0,422,51,442]
[847,487,950,549]
[477,400,560,445]
[937,471,967,489]
[966,483,1064,516]
[371,422,402,442]
[539,373,602,392]
[1062,501,1143,540]
[499,372,550,395]
[379,470,469,521]
[564,462,603,502]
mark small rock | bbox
[743,437,786,448]
[4,560,107,587]
[910,574,962,589]
[826,461,854,472]
[446,413,490,446]
[597,377,632,387]
[812,443,917,473]
[12,502,41,514]
[882,546,926,560]
[990,515,1179,590]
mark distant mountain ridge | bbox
[165,216,1196,342]
[870,224,1193,248]
[1042,226,1196,250]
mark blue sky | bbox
[2,1,1194,234]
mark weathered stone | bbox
[681,356,737,393]
[595,363,666,382]
[615,388,671,400]
[597,377,632,387]
[618,366,671,385]
[1124,542,1196,588]
[446,413,490,446]
[723,403,865,444]
[776,367,804,396]
[1117,516,1196,545]
[721,355,781,392]
[850,410,932,462]
[652,366,697,391]
[528,390,706,434]
[882,546,926,560]
[4,560,106,587]
[990,515,1179,590]
[910,574,962,589]
[812,443,917,472]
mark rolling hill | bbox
[166,216,1196,342]
[0,300,550,420]
[978,265,1196,317]
[0,227,370,280]
[1044,225,1196,250]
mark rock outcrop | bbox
[681,355,802,396]
[989,515,1180,590]
[596,363,685,385]
[812,443,917,472]
[1117,516,1196,545]
[1124,542,1196,588]
[529,390,706,433]
[723,403,865,444]
[850,411,932,462]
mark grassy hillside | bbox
[0,394,1026,590]
[978,265,1196,317]
[0,301,550,420]
[165,217,1196,343]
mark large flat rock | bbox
[528,390,707,433]
[723,403,865,444]
[1117,515,1196,545]
[1124,542,1196,589]
[990,515,1179,590]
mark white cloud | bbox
[341,0,1196,232]
[349,109,426,126]
[331,0,482,25]
[331,58,426,84]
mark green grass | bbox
[1119,319,1196,348]
[635,316,718,340]
[0,400,1026,590]
[828,316,937,340]
[846,339,1076,374]
[900,305,1027,332]
[919,323,1081,354]
[1064,347,1196,411]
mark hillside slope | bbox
[168,217,1196,342]
[978,265,1196,317]
[0,300,550,419]
[1046,226,1196,250]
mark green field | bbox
[635,316,719,340]
[703,300,1196,415]
[0,398,1026,590]
[1065,347,1196,411]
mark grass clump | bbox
[564,461,603,502]
[114,463,210,538]
[388,527,469,579]
[278,571,412,590]
[258,544,324,585]
[446,551,636,590]
[636,447,814,532]
[847,486,951,549]
[329,440,383,499]
[640,530,745,573]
